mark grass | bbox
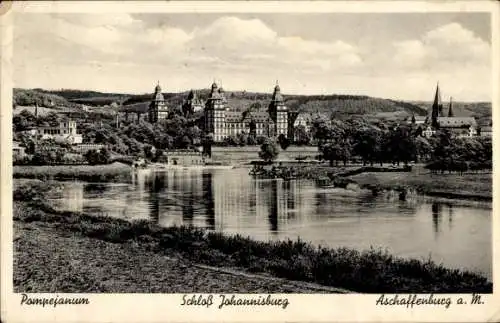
[13,162,133,183]
[351,169,492,199]
[13,182,493,293]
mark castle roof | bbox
[271,85,284,102]
[153,82,164,101]
[437,117,476,128]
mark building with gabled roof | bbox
[414,83,479,138]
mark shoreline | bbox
[13,163,492,202]
[12,182,492,293]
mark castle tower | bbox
[431,82,442,128]
[204,81,226,142]
[268,81,288,138]
[149,81,168,123]
[448,97,454,117]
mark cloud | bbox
[393,22,490,69]
[13,14,490,101]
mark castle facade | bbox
[148,81,297,143]
[204,81,289,142]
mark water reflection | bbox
[432,202,443,235]
[46,168,492,279]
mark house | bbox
[479,126,492,137]
[39,120,83,144]
[12,141,26,158]
[157,149,205,166]
[72,144,106,154]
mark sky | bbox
[13,12,492,101]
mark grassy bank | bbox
[351,171,492,200]
[13,162,133,183]
[13,182,492,293]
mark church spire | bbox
[448,96,454,117]
[431,82,442,127]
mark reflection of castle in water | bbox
[431,202,454,235]
[142,169,311,233]
[61,170,322,233]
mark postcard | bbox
[1,0,499,322]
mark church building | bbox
[416,83,477,138]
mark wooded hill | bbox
[13,88,492,123]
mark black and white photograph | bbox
[1,1,498,322]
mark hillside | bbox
[13,88,80,109]
[119,90,429,118]
[15,88,492,122]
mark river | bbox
[46,168,492,279]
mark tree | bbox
[85,148,110,165]
[259,139,279,163]
[294,125,311,145]
[277,134,291,150]
[237,132,249,146]
[153,148,165,162]
[246,135,257,145]
[143,145,154,160]
[13,110,37,132]
[224,135,238,146]
[352,127,381,165]
[202,133,213,157]
[256,136,268,145]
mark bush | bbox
[85,148,110,165]
[258,139,279,162]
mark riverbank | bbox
[13,182,492,293]
[248,163,492,201]
[13,163,133,182]
[351,171,492,201]
[14,221,343,293]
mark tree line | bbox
[309,117,492,172]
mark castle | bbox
[148,81,298,143]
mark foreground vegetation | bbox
[13,182,492,293]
